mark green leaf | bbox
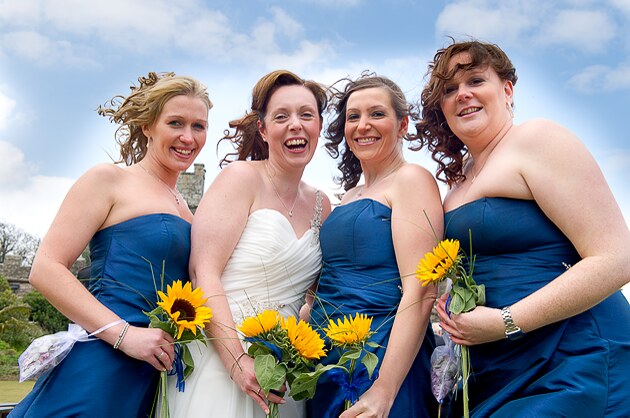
[254,354,286,393]
[289,364,338,400]
[338,347,361,365]
[361,350,379,380]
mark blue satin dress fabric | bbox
[444,198,630,417]
[307,199,437,418]
[11,214,191,418]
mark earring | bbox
[506,102,514,118]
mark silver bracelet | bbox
[113,322,130,349]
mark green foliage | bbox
[22,291,69,334]
[0,339,21,378]
[0,275,10,292]
[0,289,20,310]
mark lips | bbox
[458,107,482,117]
[284,138,307,150]
[173,147,193,157]
[354,137,379,145]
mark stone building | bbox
[2,164,206,293]
[177,163,205,214]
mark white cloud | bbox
[0,91,15,130]
[1,31,97,68]
[567,63,630,92]
[535,9,615,53]
[0,173,74,238]
[435,0,545,44]
[0,0,332,70]
[610,0,630,15]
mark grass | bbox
[0,380,34,403]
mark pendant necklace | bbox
[138,163,181,205]
[467,138,502,183]
[265,161,299,217]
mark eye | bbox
[346,113,359,122]
[273,113,288,122]
[301,112,315,120]
[444,85,456,95]
[193,122,207,130]
[168,120,182,127]
[371,111,386,118]
[469,77,484,86]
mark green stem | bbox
[160,370,169,418]
[462,346,469,418]
[344,359,357,411]
[267,401,279,418]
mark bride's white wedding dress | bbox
[167,192,323,418]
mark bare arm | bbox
[189,162,282,413]
[29,164,174,370]
[441,120,630,345]
[341,164,444,418]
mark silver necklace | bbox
[356,161,404,197]
[138,163,181,205]
[467,139,502,183]
[265,162,299,217]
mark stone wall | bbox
[177,163,205,213]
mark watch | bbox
[501,306,524,340]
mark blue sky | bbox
[1,0,629,239]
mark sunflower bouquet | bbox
[416,238,485,418]
[320,313,379,411]
[238,309,327,418]
[145,280,213,418]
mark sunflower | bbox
[325,313,373,346]
[157,280,213,339]
[282,316,327,360]
[416,239,460,286]
[238,309,281,338]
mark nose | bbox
[288,114,302,131]
[180,126,194,143]
[357,115,370,132]
[456,85,472,102]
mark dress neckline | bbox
[338,197,391,211]
[97,213,191,234]
[444,197,535,215]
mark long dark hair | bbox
[326,73,411,191]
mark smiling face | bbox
[259,84,322,169]
[439,52,513,143]
[143,94,209,173]
[344,87,407,164]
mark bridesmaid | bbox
[10,72,212,417]
[416,39,630,416]
[308,74,442,418]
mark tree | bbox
[0,221,40,265]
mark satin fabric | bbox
[444,198,630,418]
[308,199,437,418]
[168,205,323,418]
[11,214,191,418]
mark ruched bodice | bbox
[444,198,630,417]
[223,209,322,322]
[11,214,192,418]
[308,199,437,418]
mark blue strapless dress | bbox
[445,198,630,418]
[11,214,191,418]
[307,199,437,418]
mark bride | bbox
[167,70,331,417]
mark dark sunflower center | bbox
[170,299,196,321]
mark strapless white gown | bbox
[167,194,323,418]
